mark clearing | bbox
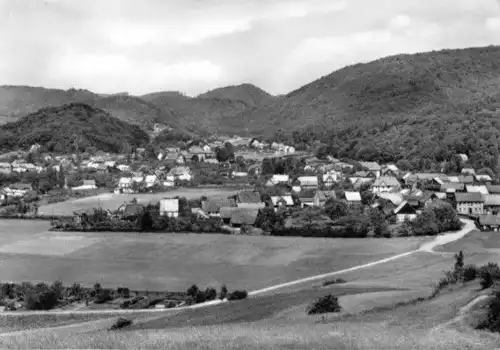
[37,187,242,216]
[0,220,425,291]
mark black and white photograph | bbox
[0,0,500,348]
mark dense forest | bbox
[0,103,149,153]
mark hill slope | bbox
[229,46,500,168]
[0,103,149,153]
[197,83,274,107]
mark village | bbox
[0,135,497,235]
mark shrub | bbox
[24,290,59,310]
[463,264,478,282]
[228,290,248,301]
[477,291,500,333]
[322,278,346,286]
[109,317,133,330]
[307,294,342,315]
[479,262,500,289]
[481,272,495,290]
[95,289,113,304]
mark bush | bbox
[479,263,500,289]
[307,294,342,315]
[24,289,59,310]
[109,317,133,330]
[322,278,346,286]
[463,264,478,282]
[227,290,248,301]
[95,289,113,304]
[220,284,228,300]
[477,291,500,333]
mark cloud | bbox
[48,51,223,95]
[485,17,500,30]
[389,14,412,29]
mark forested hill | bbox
[0,103,149,153]
[227,46,500,171]
[197,83,275,107]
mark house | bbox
[322,173,337,188]
[466,185,489,195]
[270,195,294,211]
[247,164,261,176]
[343,191,362,206]
[118,177,132,189]
[359,161,381,178]
[371,176,401,194]
[202,198,237,217]
[483,195,500,215]
[0,162,11,174]
[145,175,158,188]
[162,179,175,188]
[271,174,289,184]
[167,167,192,181]
[235,191,261,204]
[236,202,266,209]
[455,192,484,215]
[72,179,97,191]
[377,192,404,206]
[478,215,500,231]
[298,190,315,207]
[441,183,465,192]
[121,204,144,220]
[381,164,399,177]
[232,171,248,178]
[458,154,469,162]
[296,176,319,189]
[461,168,476,175]
[487,184,500,194]
[353,171,377,179]
[447,176,460,183]
[393,201,418,222]
[475,174,493,182]
[3,183,32,197]
[458,175,474,185]
[314,190,336,207]
[230,209,259,228]
[159,198,179,217]
[419,191,440,208]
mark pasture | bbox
[0,220,425,292]
[37,187,241,216]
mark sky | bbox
[0,0,500,96]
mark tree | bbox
[139,210,153,231]
[307,294,342,315]
[261,158,275,175]
[187,284,199,299]
[324,198,349,220]
[220,284,228,300]
[368,208,388,236]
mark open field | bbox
[435,229,500,254]
[37,187,242,216]
[0,220,425,291]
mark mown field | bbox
[37,187,241,216]
[0,219,425,292]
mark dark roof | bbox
[220,206,258,219]
[230,209,258,225]
[236,191,261,203]
[402,195,420,207]
[315,190,336,202]
[123,204,144,217]
[419,191,437,203]
[394,201,417,215]
[455,192,484,203]
[479,215,500,226]
[202,198,236,213]
[441,183,465,191]
[487,184,500,194]
[458,175,474,184]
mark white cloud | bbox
[389,14,412,29]
[485,17,500,30]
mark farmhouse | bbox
[322,173,337,188]
[466,185,489,195]
[202,198,237,217]
[483,194,500,215]
[298,190,315,207]
[381,164,399,177]
[478,215,500,231]
[121,204,144,220]
[455,192,484,215]
[343,191,362,206]
[230,209,259,228]
[159,198,179,217]
[118,177,132,189]
[371,176,401,193]
[393,200,418,222]
[359,161,381,178]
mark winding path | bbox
[0,219,475,317]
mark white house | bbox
[145,175,158,188]
[270,195,294,211]
[159,198,179,217]
[466,185,489,195]
[72,179,97,191]
[271,174,289,184]
[168,167,192,181]
[117,164,130,172]
[322,174,337,188]
[371,176,401,193]
[393,201,418,222]
[0,163,11,174]
[118,177,132,189]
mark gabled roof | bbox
[475,174,493,182]
[383,164,399,172]
[236,202,266,209]
[478,215,500,226]
[271,196,294,206]
[168,166,191,176]
[236,191,261,203]
[230,209,259,225]
[466,185,489,195]
[297,176,318,186]
[202,198,236,213]
[353,171,375,178]
[441,183,465,191]
[483,194,500,206]
[344,191,361,202]
[359,161,381,171]
[123,204,144,217]
[220,206,257,219]
[376,192,403,206]
[393,200,417,215]
[487,184,500,194]
[298,189,316,201]
[373,176,400,187]
[455,192,484,203]
[419,191,438,203]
